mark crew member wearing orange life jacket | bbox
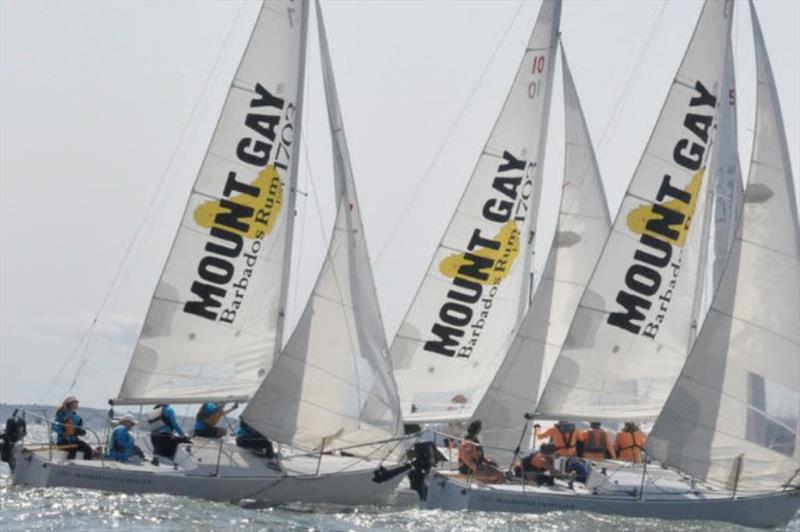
[578,421,616,461]
[534,420,578,457]
[614,422,647,463]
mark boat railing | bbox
[18,408,107,467]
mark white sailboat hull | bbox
[425,472,800,528]
[10,443,405,507]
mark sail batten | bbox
[535,0,734,421]
[116,1,309,404]
[390,0,561,422]
[241,0,402,458]
[646,0,800,492]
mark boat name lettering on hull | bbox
[607,80,717,337]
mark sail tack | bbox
[646,0,800,492]
[536,0,734,421]
[116,1,308,404]
[473,46,611,461]
[390,0,561,422]
[241,1,402,457]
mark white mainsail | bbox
[116,1,308,404]
[536,0,733,421]
[646,0,800,492]
[390,0,561,422]
[473,46,611,460]
[241,1,402,457]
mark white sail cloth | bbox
[691,39,744,331]
[390,0,561,422]
[241,1,402,458]
[711,42,744,293]
[117,1,307,404]
[473,46,611,461]
[646,1,800,492]
[536,0,734,421]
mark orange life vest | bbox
[545,424,577,456]
[615,430,646,463]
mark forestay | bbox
[116,1,308,404]
[646,1,800,492]
[473,46,611,462]
[536,0,733,421]
[241,1,402,458]
[390,0,561,422]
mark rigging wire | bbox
[39,0,251,402]
[373,0,528,265]
[594,0,669,161]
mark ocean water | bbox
[2,426,798,532]
[2,463,798,532]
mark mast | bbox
[274,0,310,355]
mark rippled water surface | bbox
[2,464,798,531]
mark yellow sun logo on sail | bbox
[193,165,283,239]
[626,168,704,247]
[439,220,520,285]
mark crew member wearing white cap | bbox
[107,413,144,463]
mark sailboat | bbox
[425,0,800,527]
[9,0,408,506]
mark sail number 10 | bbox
[528,55,545,99]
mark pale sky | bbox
[1,0,798,409]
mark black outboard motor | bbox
[1,410,28,466]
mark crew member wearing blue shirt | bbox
[149,404,190,459]
[194,402,236,438]
[107,413,143,463]
[236,419,274,458]
[52,395,93,460]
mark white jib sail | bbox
[536,0,733,421]
[646,0,800,492]
[116,1,308,404]
[390,0,561,422]
[473,45,611,461]
[711,41,744,294]
[241,1,403,458]
[690,38,744,334]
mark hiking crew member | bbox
[615,422,647,463]
[108,413,144,463]
[194,402,237,438]
[578,421,616,461]
[535,420,578,457]
[457,420,504,484]
[149,404,191,460]
[52,396,92,460]
[235,419,274,458]
[515,443,558,482]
